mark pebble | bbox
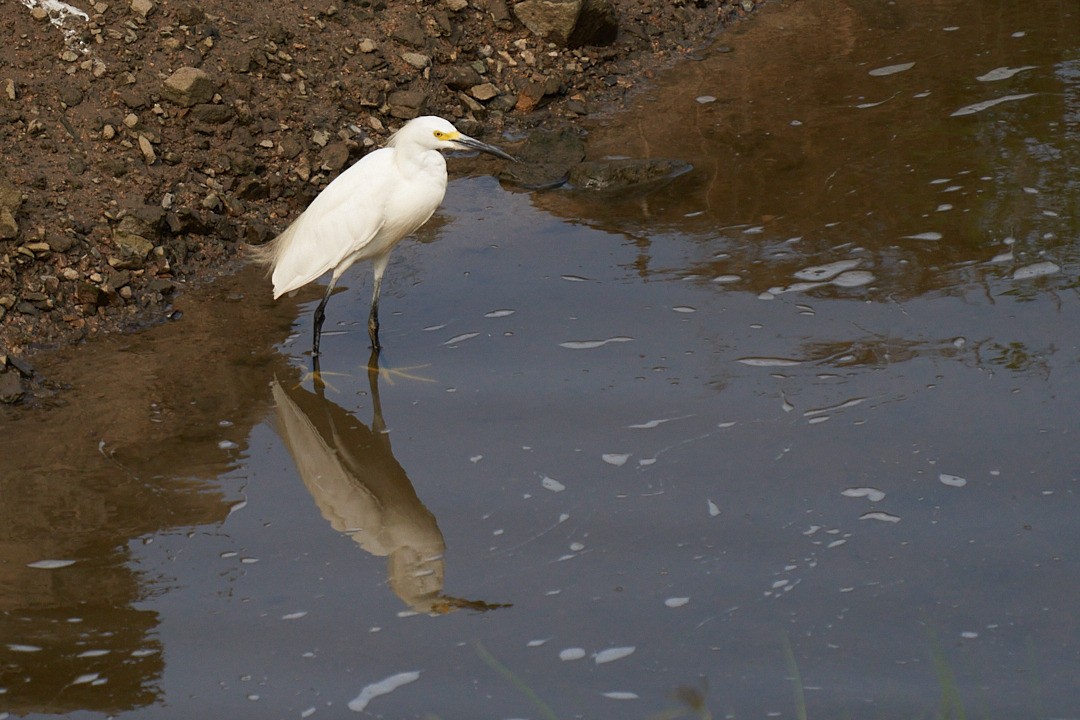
[138,135,156,164]
[401,52,431,69]
[470,82,500,101]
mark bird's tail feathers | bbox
[244,224,295,278]
[244,241,276,274]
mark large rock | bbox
[162,67,217,107]
[513,0,616,47]
[513,0,580,45]
[567,0,617,47]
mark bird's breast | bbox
[380,165,447,237]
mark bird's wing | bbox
[269,149,398,298]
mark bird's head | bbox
[390,116,517,162]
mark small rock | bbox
[443,0,468,9]
[488,0,515,30]
[235,177,268,200]
[0,179,24,213]
[47,233,78,252]
[130,0,154,18]
[0,209,17,240]
[387,90,428,119]
[146,277,176,294]
[278,136,303,159]
[6,353,33,378]
[75,281,109,307]
[401,52,431,69]
[470,82,501,101]
[357,38,377,53]
[391,16,427,48]
[0,180,21,240]
[189,103,235,124]
[201,192,222,211]
[514,81,546,112]
[22,241,51,256]
[112,215,156,260]
[59,85,84,107]
[4,79,16,101]
[319,142,351,171]
[138,134,157,163]
[162,67,216,107]
[0,371,25,405]
[444,64,484,90]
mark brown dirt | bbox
[0,0,763,386]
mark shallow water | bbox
[2,0,1079,717]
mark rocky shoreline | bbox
[0,0,763,403]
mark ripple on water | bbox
[950,93,1037,117]
[737,357,804,367]
[594,646,636,664]
[793,259,862,281]
[860,511,901,523]
[869,61,916,76]
[559,337,633,350]
[347,671,422,712]
[541,476,566,492]
[830,270,875,287]
[841,487,886,502]
[1013,261,1060,280]
[443,332,480,345]
[26,559,77,569]
[939,473,968,488]
[976,65,1037,82]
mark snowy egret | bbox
[253,116,515,356]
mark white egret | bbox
[252,116,515,356]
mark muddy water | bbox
[3,0,1079,717]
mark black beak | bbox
[454,134,519,163]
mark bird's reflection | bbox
[271,350,507,614]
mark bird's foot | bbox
[365,361,436,386]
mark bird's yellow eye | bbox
[433,130,446,139]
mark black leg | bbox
[368,272,384,353]
[312,280,336,358]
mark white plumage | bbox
[253,116,514,357]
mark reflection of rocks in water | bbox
[271,355,507,615]
[0,267,297,715]
[499,126,691,192]
[802,336,965,368]
[566,158,692,190]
